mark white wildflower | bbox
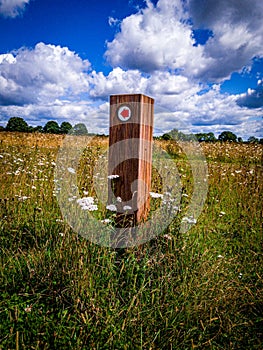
[106,204,117,211]
[67,167,76,174]
[150,192,163,199]
[101,218,111,224]
[108,174,120,179]
[77,197,98,211]
[81,204,98,211]
[18,196,30,201]
[182,216,197,224]
[123,205,132,210]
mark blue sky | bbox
[0,0,262,139]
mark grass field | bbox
[0,131,262,349]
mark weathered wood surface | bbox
[109,94,154,225]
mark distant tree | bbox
[195,132,216,142]
[218,131,237,142]
[0,126,5,132]
[237,137,243,143]
[259,138,263,145]
[43,121,60,134]
[161,133,172,140]
[33,125,44,133]
[72,123,88,135]
[6,117,29,132]
[206,132,216,142]
[247,136,259,143]
[60,121,72,134]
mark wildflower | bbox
[163,234,172,240]
[123,205,132,210]
[106,204,117,211]
[81,204,98,211]
[219,211,226,217]
[150,192,163,199]
[217,254,224,258]
[108,174,120,179]
[101,218,111,224]
[77,197,98,211]
[116,196,122,202]
[182,216,197,224]
[67,167,76,174]
[182,193,189,197]
[24,305,32,313]
[59,232,64,237]
[18,196,30,201]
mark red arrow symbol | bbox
[121,108,130,119]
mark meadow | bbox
[0,131,262,349]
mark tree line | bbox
[160,128,263,144]
[0,117,88,135]
[1,117,262,143]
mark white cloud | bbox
[105,0,263,81]
[105,0,208,75]
[188,0,263,80]
[89,68,148,98]
[0,43,90,106]
[0,0,30,18]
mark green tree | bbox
[60,122,72,134]
[72,123,88,135]
[247,136,259,143]
[33,126,44,133]
[195,132,216,142]
[43,121,60,134]
[237,137,243,143]
[6,117,29,132]
[218,131,237,142]
[161,133,172,141]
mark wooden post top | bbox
[110,93,154,105]
[110,94,154,128]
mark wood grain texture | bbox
[109,94,154,225]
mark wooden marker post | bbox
[108,94,154,226]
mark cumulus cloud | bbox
[105,0,263,81]
[105,0,207,75]
[89,68,148,98]
[0,0,31,18]
[237,80,263,108]
[0,43,90,106]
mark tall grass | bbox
[0,132,262,349]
